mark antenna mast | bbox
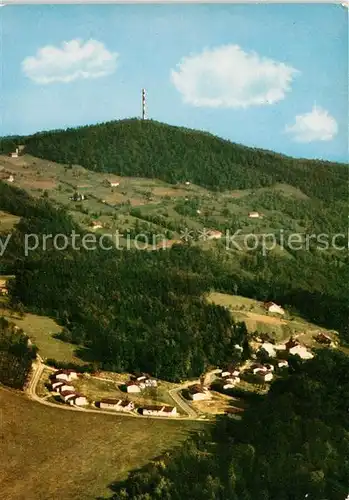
[141,88,146,120]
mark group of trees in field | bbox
[0,317,36,389]
[110,349,349,500]
[2,118,348,202]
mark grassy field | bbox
[207,292,338,344]
[0,387,201,500]
[0,210,20,232]
[0,305,84,364]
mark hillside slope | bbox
[2,119,348,202]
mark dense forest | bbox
[1,119,348,201]
[0,317,36,389]
[110,349,349,500]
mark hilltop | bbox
[1,118,348,202]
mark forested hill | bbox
[2,119,348,201]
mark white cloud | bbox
[171,44,299,108]
[285,105,338,143]
[22,39,118,84]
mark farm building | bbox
[223,376,240,390]
[56,383,75,393]
[100,399,135,412]
[188,384,212,401]
[248,211,261,218]
[108,180,120,187]
[264,302,285,315]
[50,380,67,391]
[141,405,177,417]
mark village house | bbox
[248,211,261,218]
[288,345,314,360]
[188,384,212,401]
[285,337,300,351]
[9,148,19,158]
[264,302,285,315]
[53,369,78,382]
[277,360,289,369]
[141,405,177,417]
[125,381,142,393]
[251,363,267,375]
[221,365,241,378]
[206,230,223,240]
[258,342,277,358]
[7,175,15,183]
[257,371,274,382]
[68,394,88,406]
[108,180,120,187]
[56,383,75,393]
[60,390,77,403]
[50,379,67,391]
[100,399,135,412]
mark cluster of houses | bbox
[49,370,88,407]
[124,373,158,393]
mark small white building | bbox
[248,211,261,218]
[277,360,289,369]
[142,405,177,417]
[289,345,314,360]
[185,181,191,186]
[188,385,212,401]
[264,302,285,315]
[9,148,19,158]
[51,379,67,391]
[56,383,75,393]
[126,382,142,393]
[259,343,277,358]
[223,376,240,390]
[100,399,135,411]
[69,394,88,406]
[60,390,77,403]
[251,364,267,375]
[258,371,274,382]
[91,221,103,230]
[109,181,120,187]
[7,175,15,183]
[54,370,78,382]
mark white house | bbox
[54,370,78,382]
[259,343,277,358]
[69,394,88,406]
[60,390,77,403]
[289,345,314,360]
[7,175,14,183]
[248,211,261,218]
[251,364,267,375]
[142,405,177,417]
[264,302,285,315]
[126,382,142,393]
[223,376,240,390]
[277,360,289,369]
[99,399,135,411]
[109,181,120,187]
[51,380,67,391]
[221,366,240,378]
[258,371,274,382]
[188,385,212,401]
[56,383,75,393]
[91,221,103,230]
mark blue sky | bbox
[1,4,348,162]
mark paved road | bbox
[25,358,211,423]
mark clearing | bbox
[0,388,200,500]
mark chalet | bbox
[56,383,75,393]
[53,369,78,382]
[206,230,223,240]
[264,302,285,315]
[50,379,67,391]
[125,381,142,393]
[188,384,212,401]
[68,394,88,406]
[141,405,177,417]
[100,399,135,412]
[248,211,261,219]
[60,390,77,403]
[288,345,314,360]
[258,343,277,358]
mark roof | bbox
[54,369,77,375]
[142,405,164,411]
[188,384,206,394]
[285,338,299,349]
[161,406,175,413]
[126,380,140,387]
[60,390,76,397]
[100,398,120,405]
